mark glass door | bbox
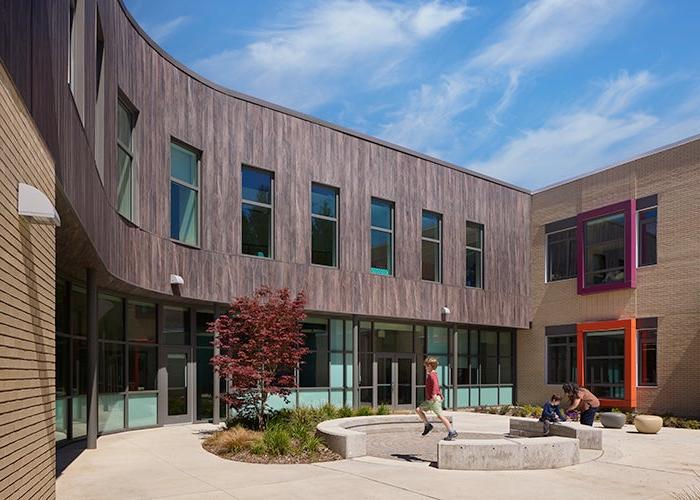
[161,347,192,424]
[396,355,414,408]
[376,354,393,406]
[374,353,415,409]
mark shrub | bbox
[319,403,338,420]
[499,405,511,415]
[263,426,292,455]
[487,407,499,414]
[354,406,374,416]
[337,406,353,418]
[376,404,391,415]
[249,439,267,455]
[298,434,323,454]
[204,426,261,454]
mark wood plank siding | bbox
[0,0,531,329]
[0,61,57,500]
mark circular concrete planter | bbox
[600,412,626,429]
[634,415,663,434]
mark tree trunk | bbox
[258,364,266,431]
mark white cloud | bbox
[379,0,637,157]
[193,1,468,110]
[466,71,700,189]
[147,16,189,44]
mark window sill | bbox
[310,263,339,270]
[637,385,658,389]
[545,276,577,284]
[465,285,484,290]
[241,253,274,261]
[637,263,657,269]
[421,279,443,285]
[170,238,201,250]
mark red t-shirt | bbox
[425,371,442,400]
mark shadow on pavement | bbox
[56,440,87,477]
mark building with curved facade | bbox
[0,0,698,497]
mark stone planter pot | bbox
[600,412,626,429]
[634,415,663,434]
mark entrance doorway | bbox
[375,354,415,408]
[160,347,193,424]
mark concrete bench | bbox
[438,436,579,470]
[509,418,602,450]
[316,415,451,459]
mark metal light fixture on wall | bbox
[17,183,60,226]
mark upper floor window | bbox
[546,227,577,282]
[311,183,338,267]
[370,198,394,276]
[68,0,78,88]
[466,221,483,288]
[577,200,635,295]
[170,142,199,246]
[68,0,85,123]
[546,334,577,385]
[241,166,273,258]
[637,206,657,267]
[116,98,136,220]
[421,210,441,282]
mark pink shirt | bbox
[425,371,442,400]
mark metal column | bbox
[352,318,359,409]
[452,325,458,411]
[212,304,220,425]
[86,268,98,449]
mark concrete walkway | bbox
[56,412,700,499]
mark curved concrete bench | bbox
[438,435,579,470]
[317,415,451,459]
[509,418,603,450]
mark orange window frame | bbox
[576,319,636,410]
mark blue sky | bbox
[125,0,700,189]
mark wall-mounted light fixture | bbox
[17,183,60,226]
[441,306,451,322]
[170,274,184,286]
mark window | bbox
[584,212,626,286]
[163,306,191,345]
[585,330,625,399]
[311,183,338,266]
[170,142,199,246]
[94,8,106,181]
[128,345,157,391]
[117,99,136,220]
[241,166,273,258]
[299,319,329,387]
[466,221,483,288]
[68,0,85,123]
[637,329,657,386]
[546,228,576,282]
[637,207,657,266]
[370,198,394,276]
[547,335,577,384]
[127,301,155,343]
[69,0,77,86]
[421,211,441,282]
[98,294,124,341]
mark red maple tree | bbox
[211,286,308,430]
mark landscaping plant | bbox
[212,286,308,430]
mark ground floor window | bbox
[585,330,625,400]
[547,335,576,384]
[637,329,657,386]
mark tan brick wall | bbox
[0,62,56,499]
[518,139,700,417]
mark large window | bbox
[170,142,199,246]
[546,228,576,282]
[241,166,273,258]
[370,198,394,276]
[637,329,657,386]
[466,221,483,288]
[637,207,657,267]
[421,211,442,282]
[585,330,625,399]
[94,8,106,181]
[583,213,626,286]
[547,335,577,384]
[311,183,338,266]
[117,98,135,220]
[68,0,85,123]
[299,319,329,387]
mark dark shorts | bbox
[581,407,598,426]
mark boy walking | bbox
[416,357,458,441]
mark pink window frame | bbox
[576,199,636,295]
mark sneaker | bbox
[421,423,434,436]
[444,430,458,441]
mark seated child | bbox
[539,394,565,434]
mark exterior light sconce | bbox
[441,306,451,322]
[17,183,61,226]
[170,274,184,295]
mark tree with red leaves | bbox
[211,286,307,430]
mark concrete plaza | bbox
[56,412,700,499]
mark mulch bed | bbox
[202,442,342,464]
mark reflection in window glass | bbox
[370,198,394,276]
[163,307,190,345]
[547,335,577,384]
[99,342,125,394]
[638,207,657,267]
[98,294,123,341]
[585,330,625,399]
[311,184,338,266]
[421,211,441,282]
[242,166,273,258]
[547,228,577,281]
[637,329,657,386]
[128,345,157,391]
[127,301,156,343]
[170,142,199,245]
[584,213,626,286]
[466,221,483,288]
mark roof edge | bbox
[116,0,531,195]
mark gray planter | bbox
[600,412,626,429]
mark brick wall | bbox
[0,62,57,498]
[518,138,700,417]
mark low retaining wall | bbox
[438,436,580,470]
[317,415,451,458]
[509,418,603,450]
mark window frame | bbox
[421,210,442,283]
[576,199,636,295]
[310,182,339,268]
[636,205,657,268]
[370,197,394,276]
[545,226,577,283]
[169,140,201,248]
[636,328,657,387]
[116,95,137,222]
[545,334,577,385]
[241,165,275,259]
[465,221,484,289]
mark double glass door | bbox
[376,354,414,408]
